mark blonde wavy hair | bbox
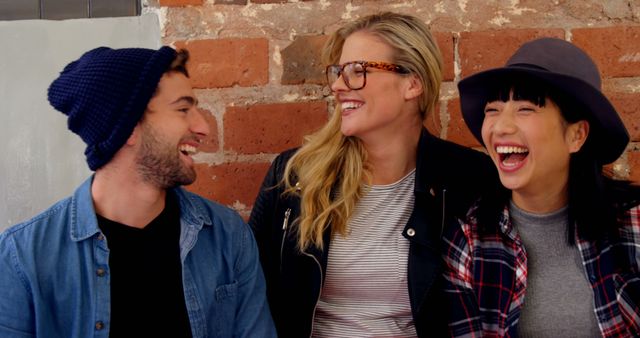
[283,12,443,250]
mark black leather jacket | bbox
[249,129,497,337]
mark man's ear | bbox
[404,74,423,101]
[126,124,141,146]
[568,120,589,153]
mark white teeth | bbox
[341,102,363,110]
[179,144,197,155]
[496,146,528,154]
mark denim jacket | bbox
[0,176,276,338]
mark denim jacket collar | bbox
[69,176,213,242]
[174,187,213,231]
[69,176,101,242]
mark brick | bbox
[446,98,481,148]
[281,35,329,85]
[602,1,633,19]
[608,91,640,142]
[224,101,328,154]
[163,7,206,38]
[213,0,246,4]
[175,39,269,88]
[351,0,408,4]
[459,29,564,78]
[159,0,203,6]
[252,0,288,3]
[572,26,640,78]
[198,108,219,153]
[434,32,454,81]
[187,162,271,208]
[628,149,640,184]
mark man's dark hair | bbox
[168,49,189,77]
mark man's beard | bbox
[135,122,197,189]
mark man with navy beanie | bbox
[0,46,276,338]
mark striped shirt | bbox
[442,202,640,337]
[312,169,417,338]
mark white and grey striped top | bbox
[312,169,417,338]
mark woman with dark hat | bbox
[442,37,640,337]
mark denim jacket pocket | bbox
[215,280,238,301]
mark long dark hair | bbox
[476,75,640,244]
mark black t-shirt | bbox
[97,194,192,338]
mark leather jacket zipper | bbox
[282,208,292,231]
[279,206,323,336]
[280,208,292,273]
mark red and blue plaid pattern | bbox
[442,203,640,337]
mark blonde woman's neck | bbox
[364,124,421,185]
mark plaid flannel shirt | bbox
[442,202,640,337]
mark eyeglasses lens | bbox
[327,63,365,90]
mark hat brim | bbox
[458,66,629,164]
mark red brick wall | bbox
[155,0,640,217]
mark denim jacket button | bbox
[407,228,416,237]
[97,233,105,241]
[96,268,106,277]
[95,321,104,330]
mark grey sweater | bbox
[510,201,601,338]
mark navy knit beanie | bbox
[48,46,177,170]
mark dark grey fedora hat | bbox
[459,37,629,164]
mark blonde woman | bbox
[249,12,496,337]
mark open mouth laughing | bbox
[496,145,529,170]
[179,143,197,156]
[341,101,363,112]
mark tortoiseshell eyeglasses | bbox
[325,61,411,90]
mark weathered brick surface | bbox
[224,101,328,154]
[434,32,454,81]
[159,0,203,6]
[252,0,288,3]
[281,35,329,85]
[187,162,271,209]
[459,29,564,77]
[446,98,481,148]
[158,1,640,212]
[213,0,246,4]
[163,2,639,41]
[175,39,269,89]
[608,91,640,142]
[572,26,640,78]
